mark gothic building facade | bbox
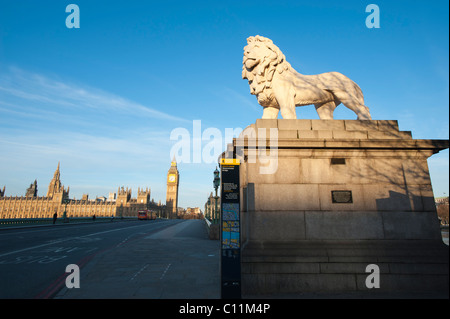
[0,163,164,219]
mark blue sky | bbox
[0,0,448,210]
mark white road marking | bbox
[0,222,167,258]
[159,263,172,280]
[0,238,74,258]
[130,264,149,281]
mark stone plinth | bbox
[224,119,449,297]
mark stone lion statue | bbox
[242,35,372,120]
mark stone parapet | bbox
[242,240,449,297]
[252,119,410,140]
[228,119,449,297]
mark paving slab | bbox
[55,219,220,299]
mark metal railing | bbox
[0,216,138,227]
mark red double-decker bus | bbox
[138,209,156,220]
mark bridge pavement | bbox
[54,219,220,299]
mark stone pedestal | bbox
[224,119,449,297]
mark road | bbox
[0,219,219,299]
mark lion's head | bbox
[242,35,292,107]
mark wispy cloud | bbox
[0,66,189,123]
[0,67,180,199]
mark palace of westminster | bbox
[0,159,181,220]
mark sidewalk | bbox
[55,219,220,299]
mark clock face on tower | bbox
[168,174,176,182]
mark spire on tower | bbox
[53,161,61,180]
[47,162,64,198]
[171,155,177,167]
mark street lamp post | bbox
[62,198,70,223]
[213,167,220,224]
[206,197,211,220]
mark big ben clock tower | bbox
[165,156,179,219]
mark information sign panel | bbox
[220,158,241,299]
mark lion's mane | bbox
[242,35,293,107]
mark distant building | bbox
[186,207,201,215]
[165,157,179,219]
[108,192,116,201]
[25,180,38,198]
[96,196,107,202]
[436,197,449,206]
[0,163,164,219]
[179,207,203,219]
[204,192,220,221]
[46,162,69,201]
